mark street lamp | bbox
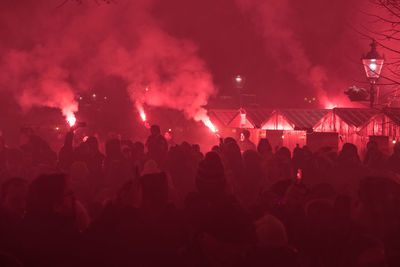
[362,40,384,108]
[233,75,246,108]
[233,75,245,89]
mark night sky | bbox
[0,0,394,138]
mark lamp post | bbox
[233,75,245,108]
[362,40,384,108]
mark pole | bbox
[370,82,375,108]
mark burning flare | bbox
[202,117,218,133]
[140,110,147,122]
[194,109,218,133]
[136,103,147,122]
[66,112,77,127]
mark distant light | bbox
[281,135,285,139]
[312,97,316,101]
[83,136,89,142]
[393,140,397,144]
[145,87,149,92]
[304,97,308,101]
[55,127,60,131]
[92,93,96,98]
[104,96,107,100]
[168,128,172,132]
[79,96,83,100]
[235,75,242,83]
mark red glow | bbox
[325,102,337,109]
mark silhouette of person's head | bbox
[276,147,291,161]
[86,136,99,152]
[338,143,360,164]
[27,173,67,217]
[150,125,161,136]
[224,137,237,145]
[257,138,272,155]
[367,140,379,151]
[192,144,201,153]
[196,152,226,199]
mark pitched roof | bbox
[383,108,400,126]
[227,113,255,128]
[279,109,330,130]
[245,108,274,127]
[208,109,238,126]
[333,108,378,127]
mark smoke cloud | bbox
[235,0,356,108]
[0,0,216,126]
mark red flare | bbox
[140,110,146,122]
[66,113,76,127]
[202,118,218,133]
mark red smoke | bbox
[0,0,216,129]
[235,0,366,108]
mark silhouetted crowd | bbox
[1,125,400,267]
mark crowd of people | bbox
[0,124,400,266]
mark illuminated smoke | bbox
[235,0,352,108]
[1,47,79,126]
[0,0,216,130]
[97,27,216,130]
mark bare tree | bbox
[354,0,400,106]
[57,0,115,8]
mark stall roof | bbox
[333,108,379,128]
[384,108,400,125]
[208,109,238,126]
[280,109,330,130]
[245,109,274,127]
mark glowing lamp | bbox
[362,40,384,80]
[362,40,384,108]
[233,75,245,89]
